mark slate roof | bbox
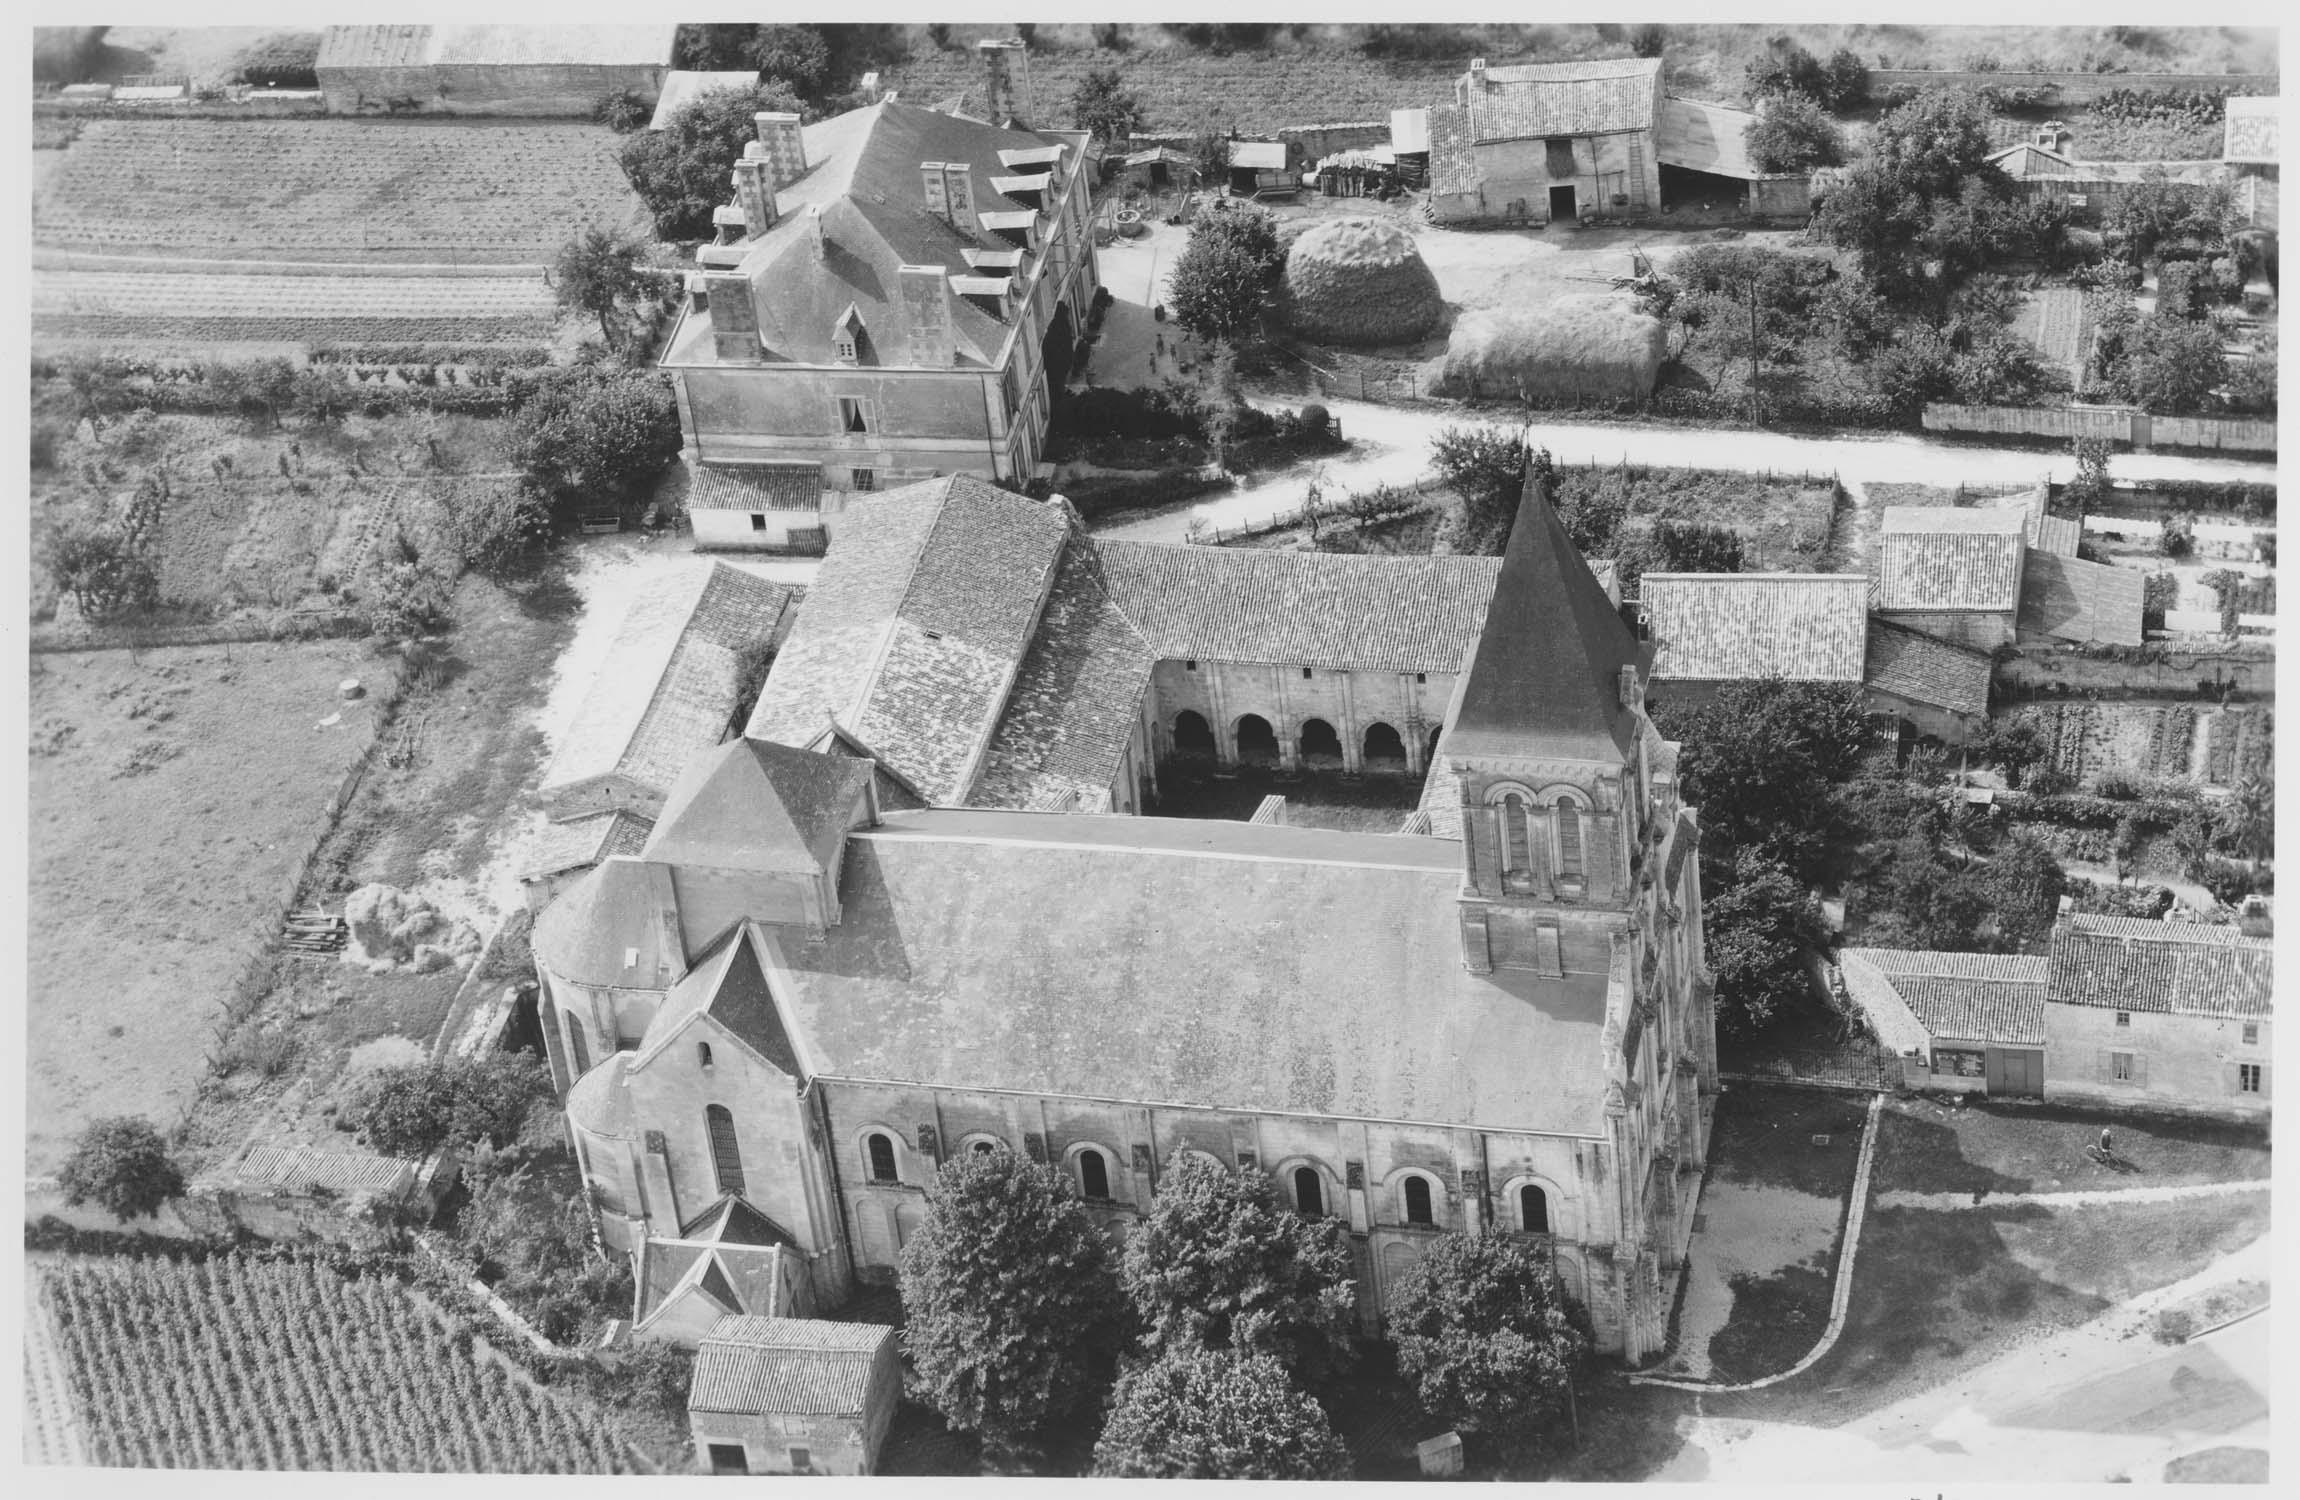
[1094,542,1503,673]
[2019,550,2146,646]
[1862,619,1994,718]
[637,925,807,1076]
[688,463,826,514]
[1449,471,1648,764]
[747,477,1070,805]
[532,857,685,990]
[757,809,1611,1136]
[667,101,1077,368]
[1640,574,1869,682]
[318,25,677,70]
[2224,95,2279,165]
[521,809,655,882]
[1465,58,1661,143]
[689,1317,896,1416]
[1655,96,1774,180]
[541,562,793,807]
[644,737,873,875]
[1877,508,2028,612]
[1840,949,2050,1046]
[974,536,1158,811]
[2049,915,2273,1018]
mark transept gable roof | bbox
[635,925,807,1079]
[643,737,872,875]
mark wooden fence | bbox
[1922,402,2277,454]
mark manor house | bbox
[532,473,1720,1361]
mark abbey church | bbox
[530,468,1719,1361]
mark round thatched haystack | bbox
[1280,217,1443,346]
[1430,294,1667,403]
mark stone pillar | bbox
[1339,672,1362,774]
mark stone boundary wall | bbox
[1996,641,2275,699]
[1868,69,2276,102]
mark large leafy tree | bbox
[2114,315,2229,415]
[1091,1348,1353,1480]
[617,82,807,240]
[1122,1154,1357,1382]
[1428,424,1527,551]
[1815,88,2001,296]
[898,1150,1118,1463]
[58,1116,186,1221]
[1702,848,1828,1033]
[1982,830,2069,950]
[507,370,682,514]
[1071,67,1142,144]
[1746,92,1846,174]
[1385,1232,1587,1447]
[551,225,651,349]
[1164,199,1283,344]
[1651,678,1873,881]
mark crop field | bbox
[39,1252,629,1472]
[2009,288,2090,384]
[33,119,644,263]
[2015,701,2201,785]
[32,270,558,350]
[2201,705,2273,788]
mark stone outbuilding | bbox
[688,1316,902,1476]
[1874,506,2030,651]
[2044,915,2272,1119]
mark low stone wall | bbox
[1867,68,2276,103]
[1996,641,2275,700]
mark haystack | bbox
[1431,294,1667,403]
[1280,217,1443,346]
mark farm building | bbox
[688,1317,902,1476]
[1426,57,1792,226]
[1861,621,1995,743]
[520,809,655,915]
[1228,139,1299,197]
[657,46,1100,538]
[315,25,676,116]
[2017,549,2146,647]
[1391,107,1432,188]
[1985,126,2224,224]
[1874,506,2030,651]
[1834,915,2271,1119]
[537,471,1720,1362]
[1117,145,1201,193]
[2223,95,2279,229]
[686,461,830,552]
[537,562,795,824]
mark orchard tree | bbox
[508,369,682,513]
[747,25,830,99]
[618,81,808,239]
[45,511,158,622]
[1701,847,1828,1033]
[552,226,650,349]
[1429,424,1528,549]
[1983,831,2068,950]
[1091,1348,1352,1480]
[1164,199,1283,344]
[1071,68,1142,144]
[898,1149,1118,1463]
[1815,88,2000,294]
[58,1116,186,1221]
[1385,1232,1587,1448]
[1122,1153,1357,1381]
[1746,92,1846,174]
[2116,316,2228,415]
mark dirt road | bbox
[1089,397,2279,543]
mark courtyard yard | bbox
[1147,760,1425,835]
[26,638,387,1175]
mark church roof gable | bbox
[643,738,872,875]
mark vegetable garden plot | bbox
[33,119,645,263]
[2009,288,2089,383]
[39,1253,629,1473]
[2018,701,2200,784]
[33,268,560,350]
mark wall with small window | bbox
[2043,1001,2271,1118]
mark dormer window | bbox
[832,305,865,365]
[834,333,857,362]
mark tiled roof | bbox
[1832,953,1935,1054]
[2050,915,2273,1018]
[1862,619,1993,717]
[689,1317,896,1417]
[974,537,1158,811]
[1655,97,1771,180]
[1465,58,1661,142]
[636,1236,789,1335]
[677,101,1077,368]
[748,808,1610,1136]
[542,563,793,805]
[2224,95,2278,165]
[521,809,654,881]
[2027,511,2083,557]
[1877,507,2027,611]
[532,857,686,991]
[1840,948,2050,1046]
[1640,574,1869,682]
[688,463,825,513]
[643,738,873,875]
[2018,550,2145,646]
[748,477,1069,805]
[1094,542,1502,674]
[316,26,431,69]
[1427,101,1479,196]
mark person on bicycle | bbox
[2098,1127,2113,1158]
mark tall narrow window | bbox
[2239,1063,2262,1093]
[866,1131,899,1183]
[706,1105,745,1195]
[1520,1184,1550,1234]
[1555,801,1584,878]
[1079,1149,1111,1199]
[2111,1052,2135,1083]
[564,1014,591,1079]
[1499,793,1530,874]
[837,397,868,433]
[697,1041,714,1068]
[1294,1167,1325,1218]
[1403,1176,1434,1226]
[852,467,876,491]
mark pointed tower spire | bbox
[1448,456,1649,766]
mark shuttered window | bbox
[1555,802,1584,878]
[706,1105,745,1195]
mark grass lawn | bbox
[1148,761,1425,834]
[1869,1095,2271,1196]
[26,638,388,1175]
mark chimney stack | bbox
[705,271,761,362]
[731,151,779,239]
[920,161,950,221]
[978,37,1030,126]
[756,111,807,184]
[941,163,976,225]
[898,264,956,369]
[806,203,825,258]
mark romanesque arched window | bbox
[1520,1183,1550,1234]
[1403,1174,1435,1226]
[1078,1148,1111,1200]
[866,1131,899,1183]
[1294,1166,1325,1218]
[1499,792,1532,875]
[1553,798,1585,880]
[705,1105,745,1196]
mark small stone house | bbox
[1837,949,2050,1097]
[2044,915,2272,1119]
[1874,507,2029,651]
[1429,58,1666,226]
[687,1316,902,1476]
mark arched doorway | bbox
[1363,721,1406,772]
[1299,717,1343,768]
[1235,714,1279,767]
[1172,709,1215,758]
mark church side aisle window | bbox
[867,1131,899,1183]
[707,1105,746,1195]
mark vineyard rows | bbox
[2023,701,2199,783]
[2202,707,2274,787]
[35,271,556,320]
[32,315,554,349]
[39,1252,630,1473]
[2011,288,2089,381]
[34,119,645,262]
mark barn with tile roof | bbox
[687,1316,901,1475]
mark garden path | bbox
[1874,1178,2269,1213]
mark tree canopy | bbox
[1384,1232,1587,1445]
[1072,68,1143,144]
[1121,1154,1357,1381]
[1164,200,1283,344]
[1429,424,1528,550]
[1746,92,1847,174]
[507,369,682,514]
[1701,847,1829,1033]
[1090,1348,1353,1480]
[897,1150,1118,1461]
[552,225,651,349]
[1814,88,2010,296]
[58,1116,186,1221]
[1652,678,1873,881]
[618,82,807,240]
[347,1054,554,1159]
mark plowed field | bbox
[32,270,559,348]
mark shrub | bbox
[508,369,681,514]
[1630,24,1667,59]
[232,32,322,89]
[345,1054,554,1159]
[1298,402,1330,439]
[2160,513,2195,559]
[1071,67,1141,144]
[618,83,808,240]
[1165,199,1283,344]
[57,1116,185,1221]
[1092,1349,1352,1480]
[46,510,158,622]
[1746,92,1846,173]
[592,89,652,132]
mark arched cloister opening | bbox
[1299,717,1343,767]
[1172,709,1216,757]
[1235,714,1279,767]
[1363,721,1407,771]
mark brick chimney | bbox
[941,163,976,224]
[920,161,950,221]
[705,271,761,362]
[806,203,825,257]
[898,265,956,368]
[756,111,807,183]
[978,38,1030,126]
[731,150,779,239]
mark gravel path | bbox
[1875,1178,2271,1212]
